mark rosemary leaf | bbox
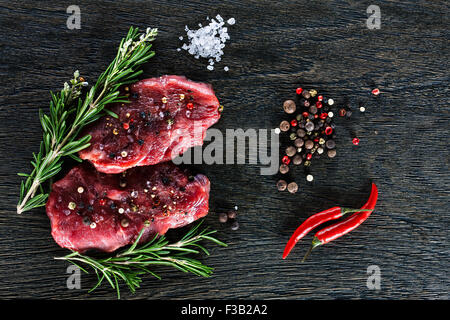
[55,220,227,299]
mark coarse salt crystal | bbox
[227,18,236,25]
[179,14,235,71]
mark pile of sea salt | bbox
[178,15,235,71]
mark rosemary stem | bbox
[17,179,40,214]
[90,80,109,109]
[54,220,225,297]
[168,235,203,248]
[17,127,71,214]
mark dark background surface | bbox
[0,0,449,299]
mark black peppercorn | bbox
[314,123,321,131]
[287,182,298,194]
[227,211,237,219]
[82,217,91,226]
[297,128,306,137]
[328,149,337,158]
[305,140,314,149]
[277,180,287,191]
[280,120,290,132]
[294,139,303,149]
[325,139,336,149]
[283,100,296,114]
[279,164,289,174]
[302,90,311,99]
[162,176,169,185]
[305,121,314,132]
[293,154,303,165]
[286,146,296,157]
[231,221,239,231]
[219,213,228,223]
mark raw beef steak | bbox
[79,75,221,173]
[46,162,210,253]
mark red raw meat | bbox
[46,162,210,253]
[79,75,221,173]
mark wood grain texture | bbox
[0,0,449,299]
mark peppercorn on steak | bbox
[79,75,221,174]
[46,162,210,253]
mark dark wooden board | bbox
[0,0,449,299]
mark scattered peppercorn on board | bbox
[0,0,449,300]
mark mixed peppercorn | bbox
[275,87,338,192]
[276,86,380,193]
[218,206,239,230]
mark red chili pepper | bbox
[282,183,378,260]
[282,206,374,259]
[302,183,378,261]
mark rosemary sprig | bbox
[55,220,227,299]
[17,26,158,214]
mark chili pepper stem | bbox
[301,237,322,263]
[341,208,373,215]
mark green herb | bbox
[17,27,158,214]
[55,220,227,299]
